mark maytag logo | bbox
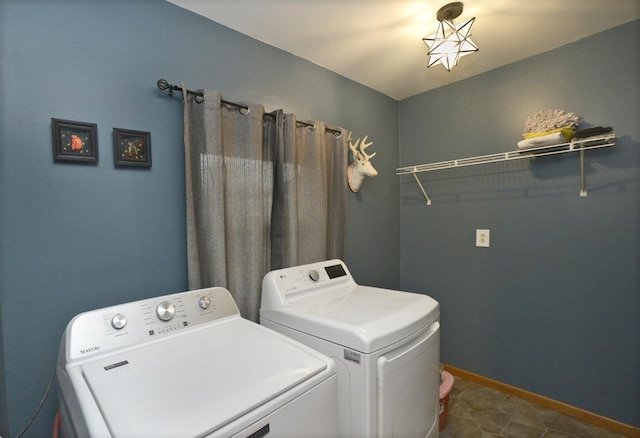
[80,346,101,354]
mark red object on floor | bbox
[439,370,454,431]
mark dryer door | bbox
[376,321,440,437]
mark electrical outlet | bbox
[476,229,490,247]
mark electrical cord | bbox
[15,368,56,438]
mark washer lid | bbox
[80,318,331,437]
[260,285,439,354]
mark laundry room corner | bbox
[398,20,640,429]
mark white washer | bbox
[261,260,441,438]
[57,287,338,438]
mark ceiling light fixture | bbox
[423,2,478,71]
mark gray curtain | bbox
[271,111,348,268]
[183,88,347,322]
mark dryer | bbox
[260,260,440,438]
[57,287,338,438]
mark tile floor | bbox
[439,377,627,438]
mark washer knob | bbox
[156,301,176,321]
[308,269,320,282]
[198,296,211,309]
[111,313,127,330]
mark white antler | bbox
[348,132,376,162]
[348,132,361,160]
[358,135,376,161]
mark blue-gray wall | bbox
[1,0,637,435]
[399,20,639,426]
[0,1,399,436]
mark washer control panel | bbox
[62,287,239,362]
[261,259,357,308]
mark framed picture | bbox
[113,128,151,168]
[52,118,99,162]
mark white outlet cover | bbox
[476,229,490,247]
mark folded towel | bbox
[518,131,567,150]
[574,126,612,139]
[523,127,575,142]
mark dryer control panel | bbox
[261,259,357,307]
[61,287,239,362]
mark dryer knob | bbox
[156,301,176,321]
[308,269,320,282]
[111,313,127,330]
[198,296,211,310]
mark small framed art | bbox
[52,118,99,162]
[113,128,151,168]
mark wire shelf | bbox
[397,133,617,204]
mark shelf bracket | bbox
[412,172,432,205]
[579,146,587,197]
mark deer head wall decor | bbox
[347,132,378,192]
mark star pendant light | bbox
[423,2,478,71]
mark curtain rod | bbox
[156,79,342,136]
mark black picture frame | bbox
[113,128,151,168]
[52,118,99,163]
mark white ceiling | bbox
[167,0,640,100]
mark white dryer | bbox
[57,287,338,438]
[260,260,440,438]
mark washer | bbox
[57,287,338,438]
[261,259,440,438]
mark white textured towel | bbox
[517,131,566,150]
